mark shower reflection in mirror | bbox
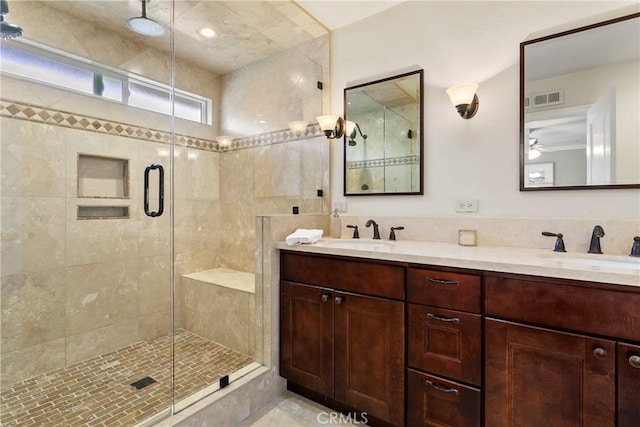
[344,69,424,195]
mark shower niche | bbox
[76,154,130,219]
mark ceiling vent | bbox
[526,89,564,109]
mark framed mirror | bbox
[344,69,424,195]
[520,13,640,191]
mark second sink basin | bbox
[537,253,640,271]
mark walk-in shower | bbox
[0,1,327,425]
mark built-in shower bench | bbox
[179,268,256,357]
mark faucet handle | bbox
[346,224,359,239]
[389,226,405,241]
[630,236,640,257]
[542,231,566,252]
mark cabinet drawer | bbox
[408,304,481,386]
[485,273,640,342]
[407,369,481,427]
[407,268,481,312]
[281,251,405,300]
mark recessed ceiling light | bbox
[198,27,216,38]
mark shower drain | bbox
[130,376,157,390]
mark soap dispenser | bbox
[330,209,341,238]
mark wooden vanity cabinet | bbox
[618,342,640,427]
[485,272,640,427]
[280,252,405,427]
[406,267,482,427]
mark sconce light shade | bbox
[287,120,308,134]
[216,135,233,148]
[446,83,479,119]
[316,115,345,139]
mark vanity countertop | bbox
[276,239,640,288]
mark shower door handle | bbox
[144,163,164,217]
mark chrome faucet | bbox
[588,225,605,254]
[365,219,380,239]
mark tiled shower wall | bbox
[218,35,330,273]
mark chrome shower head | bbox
[1,0,23,40]
[126,0,164,37]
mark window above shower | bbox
[0,39,212,124]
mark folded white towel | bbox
[285,228,323,246]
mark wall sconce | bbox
[446,83,479,119]
[216,135,233,148]
[316,115,345,139]
[287,120,308,134]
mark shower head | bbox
[126,0,164,37]
[347,123,368,146]
[1,0,23,40]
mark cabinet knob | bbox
[335,296,343,305]
[629,355,640,368]
[320,294,330,302]
[593,347,608,359]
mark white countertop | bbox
[276,239,640,288]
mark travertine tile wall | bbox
[217,35,330,273]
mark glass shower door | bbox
[0,1,174,425]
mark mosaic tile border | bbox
[347,155,419,169]
[222,124,324,151]
[0,99,323,152]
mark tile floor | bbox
[241,391,366,426]
[0,329,254,427]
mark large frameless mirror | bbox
[344,69,424,195]
[520,13,640,190]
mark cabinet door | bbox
[407,369,481,427]
[485,319,615,427]
[280,281,334,396]
[334,292,405,426]
[618,342,640,427]
[408,304,481,385]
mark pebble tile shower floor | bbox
[0,329,254,426]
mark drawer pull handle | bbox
[426,277,459,286]
[629,355,640,368]
[321,294,330,302]
[425,380,459,395]
[593,347,608,359]
[335,296,343,305]
[427,313,460,323]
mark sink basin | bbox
[317,239,391,250]
[537,253,640,271]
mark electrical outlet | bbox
[456,200,478,213]
[333,201,347,212]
